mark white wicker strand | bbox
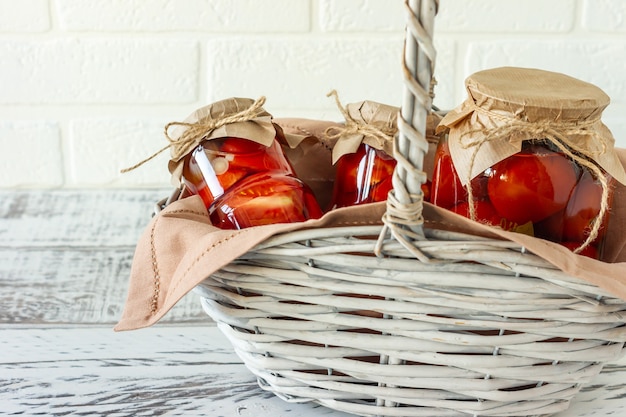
[201,292,626,339]
[203,294,624,361]
[212,257,621,310]
[394,0,437,207]
[235,232,621,300]
[227,340,584,414]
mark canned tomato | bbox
[164,97,323,229]
[330,143,398,209]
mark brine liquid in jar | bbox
[209,172,323,229]
[329,143,397,209]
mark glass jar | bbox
[182,136,323,229]
[324,97,431,210]
[431,67,625,259]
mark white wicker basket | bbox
[187,1,626,416]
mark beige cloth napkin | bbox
[115,122,626,332]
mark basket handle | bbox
[377,0,438,258]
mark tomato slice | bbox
[487,145,578,224]
[216,168,247,191]
[236,194,305,227]
[369,175,394,202]
[368,151,396,187]
[209,173,322,229]
[218,137,294,174]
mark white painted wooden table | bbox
[2,189,625,416]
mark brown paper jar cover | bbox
[328,100,399,164]
[167,97,310,186]
[437,66,626,186]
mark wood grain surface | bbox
[1,189,624,416]
[0,189,205,325]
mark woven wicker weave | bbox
[190,1,626,416]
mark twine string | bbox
[376,189,431,262]
[459,112,610,254]
[324,90,396,151]
[120,96,267,173]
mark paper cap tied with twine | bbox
[122,96,312,186]
[166,97,279,185]
[437,66,626,186]
[325,91,399,164]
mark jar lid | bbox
[466,67,609,122]
[326,96,399,164]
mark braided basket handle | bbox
[377,0,438,258]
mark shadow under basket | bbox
[193,225,626,417]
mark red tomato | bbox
[450,200,502,227]
[330,144,397,208]
[431,140,488,209]
[209,173,323,229]
[562,169,608,242]
[535,168,609,247]
[487,145,578,224]
[219,137,294,174]
[219,137,265,154]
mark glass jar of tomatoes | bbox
[326,98,440,209]
[325,98,400,210]
[182,136,323,229]
[164,97,323,230]
[432,67,626,259]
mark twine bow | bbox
[324,90,396,163]
[120,96,267,173]
[460,108,611,255]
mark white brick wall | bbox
[0,0,624,188]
